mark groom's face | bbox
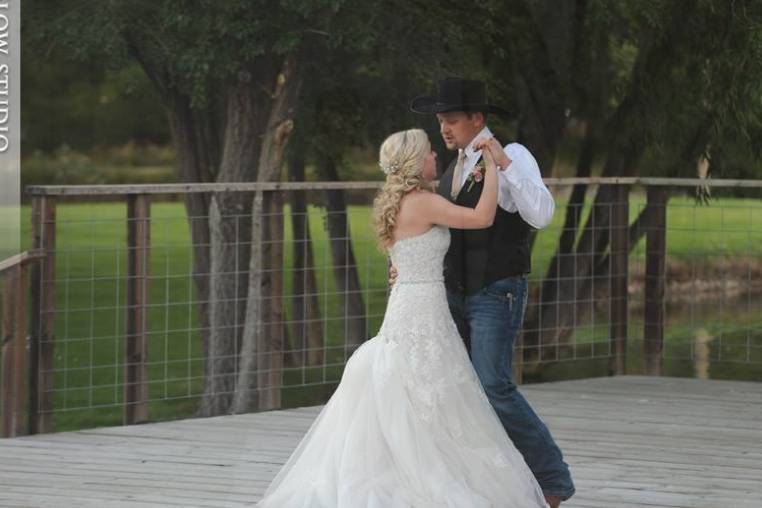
[437,111,485,151]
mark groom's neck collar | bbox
[461,126,493,158]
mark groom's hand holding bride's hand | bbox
[473,136,512,171]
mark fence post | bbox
[644,187,667,376]
[271,191,285,407]
[125,194,150,424]
[609,184,629,376]
[1,265,28,437]
[29,196,56,434]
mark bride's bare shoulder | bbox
[401,189,440,208]
[397,190,437,223]
[404,189,449,211]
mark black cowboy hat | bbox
[410,77,510,117]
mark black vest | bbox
[436,153,532,295]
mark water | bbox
[528,296,762,383]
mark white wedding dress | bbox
[256,225,549,507]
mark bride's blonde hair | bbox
[372,128,434,249]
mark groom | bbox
[408,77,575,506]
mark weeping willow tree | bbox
[477,0,762,363]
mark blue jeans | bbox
[447,276,576,500]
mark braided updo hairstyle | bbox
[372,128,433,249]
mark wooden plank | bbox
[0,483,251,508]
[26,181,387,196]
[125,194,150,424]
[609,184,629,375]
[1,376,761,507]
[0,493,210,508]
[0,249,44,275]
[28,195,56,434]
[644,187,668,376]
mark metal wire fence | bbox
[1,178,760,435]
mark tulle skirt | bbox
[256,325,549,508]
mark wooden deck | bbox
[1,375,760,507]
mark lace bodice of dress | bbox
[378,225,478,423]
[388,225,450,284]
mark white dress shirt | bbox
[452,126,555,229]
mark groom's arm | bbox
[496,143,555,229]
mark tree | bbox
[26,0,383,414]
[479,0,762,362]
[20,44,170,154]
[26,0,476,414]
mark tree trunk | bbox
[127,33,228,415]
[233,54,305,413]
[535,176,631,350]
[288,150,324,367]
[527,191,671,361]
[198,69,260,416]
[166,94,231,415]
[317,154,367,349]
[203,191,253,415]
[521,4,694,371]
[124,32,309,415]
[567,193,671,333]
[129,38,248,417]
[525,131,595,356]
[257,191,286,410]
[524,80,642,355]
[529,111,709,360]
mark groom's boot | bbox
[544,495,562,508]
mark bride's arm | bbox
[417,145,499,230]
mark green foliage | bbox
[22,143,175,191]
[474,0,762,181]
[288,0,484,174]
[22,0,762,181]
[21,43,169,153]
[26,0,378,107]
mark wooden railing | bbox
[1,177,758,437]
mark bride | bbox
[256,129,549,507]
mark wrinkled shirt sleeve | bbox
[498,143,555,229]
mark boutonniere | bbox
[466,161,486,192]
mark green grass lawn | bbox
[4,193,761,431]
[532,194,762,271]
